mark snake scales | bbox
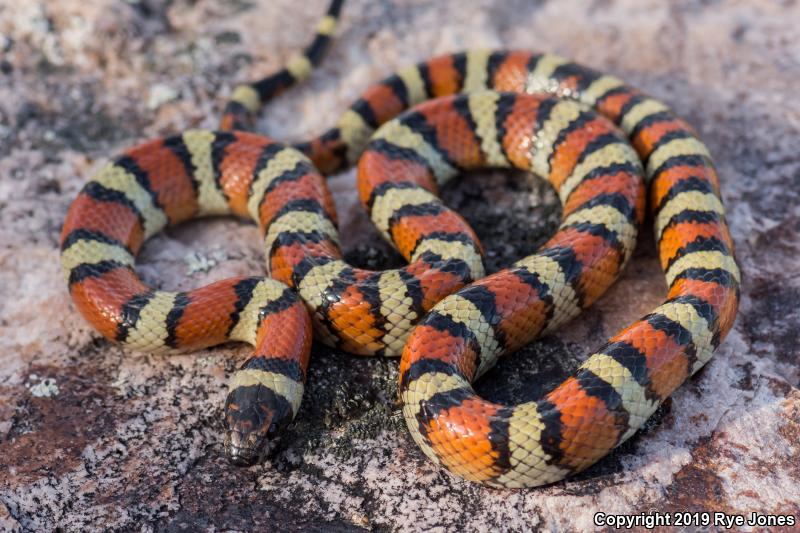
[60,0,739,487]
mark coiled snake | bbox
[60,0,739,487]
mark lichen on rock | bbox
[1,0,799,531]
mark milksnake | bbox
[60,0,739,487]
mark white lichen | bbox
[184,247,229,275]
[147,83,180,110]
[28,377,59,398]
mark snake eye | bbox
[267,422,280,439]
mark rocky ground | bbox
[1,0,799,531]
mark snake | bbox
[59,0,740,487]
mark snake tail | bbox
[220,0,345,132]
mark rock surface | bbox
[1,0,799,531]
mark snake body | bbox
[60,1,739,487]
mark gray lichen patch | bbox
[25,375,59,398]
[184,247,230,276]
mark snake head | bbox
[223,381,291,466]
